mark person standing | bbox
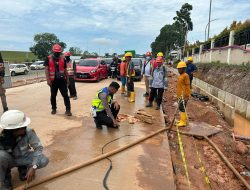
[44,44,72,116]
[154,52,164,68]
[141,51,154,97]
[0,52,8,112]
[91,82,120,129]
[146,57,167,110]
[119,57,127,94]
[0,110,49,189]
[64,52,77,100]
[176,61,191,127]
[186,56,197,88]
[125,52,135,102]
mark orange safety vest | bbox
[48,56,65,82]
[66,60,74,76]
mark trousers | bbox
[0,84,7,112]
[149,88,164,106]
[0,150,49,182]
[50,79,71,111]
[127,77,134,92]
[68,77,77,97]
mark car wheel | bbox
[11,71,15,76]
[24,70,28,75]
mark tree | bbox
[81,51,98,59]
[68,47,82,55]
[30,33,66,60]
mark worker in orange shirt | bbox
[119,57,127,94]
[176,61,191,127]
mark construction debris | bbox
[134,109,154,124]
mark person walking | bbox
[44,44,72,116]
[146,57,167,110]
[64,52,77,100]
[91,82,120,129]
[176,61,191,127]
[119,57,127,94]
[0,110,49,189]
[141,51,154,97]
[186,56,197,88]
[0,52,8,112]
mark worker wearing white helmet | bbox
[0,110,49,189]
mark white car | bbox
[30,61,45,70]
[9,64,29,76]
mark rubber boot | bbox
[121,86,125,94]
[94,118,102,129]
[18,166,27,181]
[129,92,135,102]
[176,112,187,127]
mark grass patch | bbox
[1,51,38,63]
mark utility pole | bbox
[207,0,212,41]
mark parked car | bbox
[117,58,142,81]
[30,61,45,70]
[9,64,29,76]
[75,58,108,82]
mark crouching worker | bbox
[91,82,120,129]
[0,110,49,189]
[176,61,191,127]
[146,57,167,110]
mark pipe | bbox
[15,127,170,190]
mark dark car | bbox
[117,58,142,81]
[103,58,113,76]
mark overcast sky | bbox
[0,0,249,55]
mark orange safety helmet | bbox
[52,44,62,53]
[156,57,163,63]
[64,52,71,56]
[146,51,152,56]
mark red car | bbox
[75,58,108,82]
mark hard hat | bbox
[188,56,193,61]
[156,57,163,63]
[121,57,126,61]
[0,110,31,130]
[52,44,62,53]
[64,52,71,56]
[157,52,164,57]
[125,52,132,57]
[177,61,187,69]
[146,51,152,56]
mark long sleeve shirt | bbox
[150,66,168,89]
[177,73,191,99]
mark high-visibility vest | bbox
[126,61,135,77]
[48,56,65,82]
[66,60,74,76]
[92,87,112,112]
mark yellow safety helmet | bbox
[157,52,164,57]
[188,56,193,61]
[177,61,187,69]
[125,52,132,57]
[121,57,126,61]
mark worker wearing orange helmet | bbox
[64,52,77,100]
[44,44,72,116]
[141,51,154,97]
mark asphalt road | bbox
[10,69,45,82]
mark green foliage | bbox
[0,51,37,63]
[173,3,193,31]
[30,33,66,60]
[81,51,98,59]
[68,47,82,55]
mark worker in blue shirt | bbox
[186,57,197,88]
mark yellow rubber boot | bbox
[121,86,125,94]
[176,112,187,127]
[129,92,135,102]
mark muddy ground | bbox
[163,69,250,190]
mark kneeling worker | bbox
[91,82,120,129]
[0,110,49,189]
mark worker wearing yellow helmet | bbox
[125,52,136,102]
[176,61,191,127]
[186,56,197,88]
[154,52,164,68]
[119,57,127,94]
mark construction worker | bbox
[64,52,77,100]
[125,52,136,102]
[91,82,120,129]
[186,56,197,88]
[0,52,8,112]
[154,52,164,68]
[141,51,154,97]
[146,57,167,110]
[44,44,72,116]
[0,110,49,189]
[119,57,127,94]
[176,61,191,127]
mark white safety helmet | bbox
[0,110,31,130]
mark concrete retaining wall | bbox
[193,78,250,126]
